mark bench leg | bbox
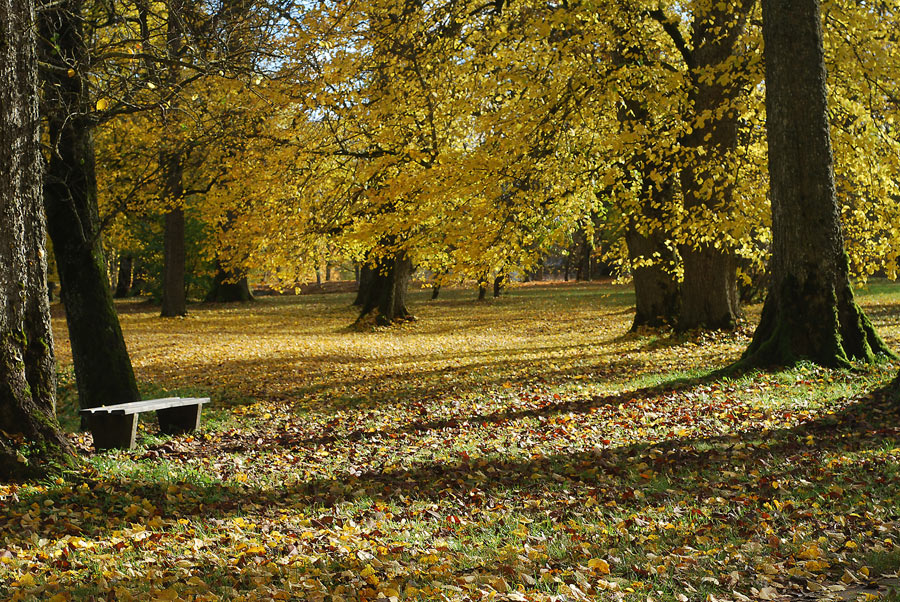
[89,414,138,451]
[157,404,202,435]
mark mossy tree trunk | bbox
[356,251,414,325]
[39,0,140,411]
[0,0,74,479]
[676,0,754,332]
[740,0,894,368]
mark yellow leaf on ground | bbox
[588,558,610,574]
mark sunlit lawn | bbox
[2,280,899,601]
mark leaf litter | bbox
[3,281,900,601]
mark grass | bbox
[1,280,899,601]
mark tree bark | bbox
[676,1,754,331]
[431,283,441,300]
[39,0,140,410]
[114,254,134,298]
[625,224,681,329]
[0,0,74,479]
[205,260,254,302]
[493,274,505,298]
[356,252,414,325]
[161,205,187,316]
[353,263,374,306]
[574,227,593,281]
[740,0,894,368]
[159,0,187,317]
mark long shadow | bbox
[137,347,699,414]
[12,377,896,550]
[275,369,725,447]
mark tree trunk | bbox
[676,1,754,331]
[493,274,504,298]
[115,254,134,298]
[0,0,74,479]
[740,0,894,368]
[574,227,593,281]
[353,263,374,306]
[477,275,488,300]
[356,252,414,325]
[678,249,740,331]
[161,205,187,316]
[625,226,681,329]
[431,284,441,300]
[159,0,187,317]
[39,0,140,411]
[205,260,254,302]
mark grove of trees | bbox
[2,0,899,477]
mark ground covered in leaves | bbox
[2,281,900,602]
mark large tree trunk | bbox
[356,252,414,325]
[206,260,254,302]
[0,0,74,479]
[625,225,681,329]
[353,263,374,306]
[676,1,754,331]
[613,44,682,330]
[39,0,140,411]
[741,0,894,368]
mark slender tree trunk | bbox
[161,205,187,316]
[0,0,74,479]
[676,1,754,331]
[159,0,187,317]
[115,255,134,298]
[477,275,488,300]
[431,283,441,300]
[574,227,592,281]
[39,0,140,410]
[356,252,414,325]
[493,274,505,298]
[740,0,894,368]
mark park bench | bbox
[80,397,210,451]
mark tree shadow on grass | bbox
[14,375,898,536]
[4,380,899,600]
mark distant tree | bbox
[0,0,74,479]
[740,0,894,367]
